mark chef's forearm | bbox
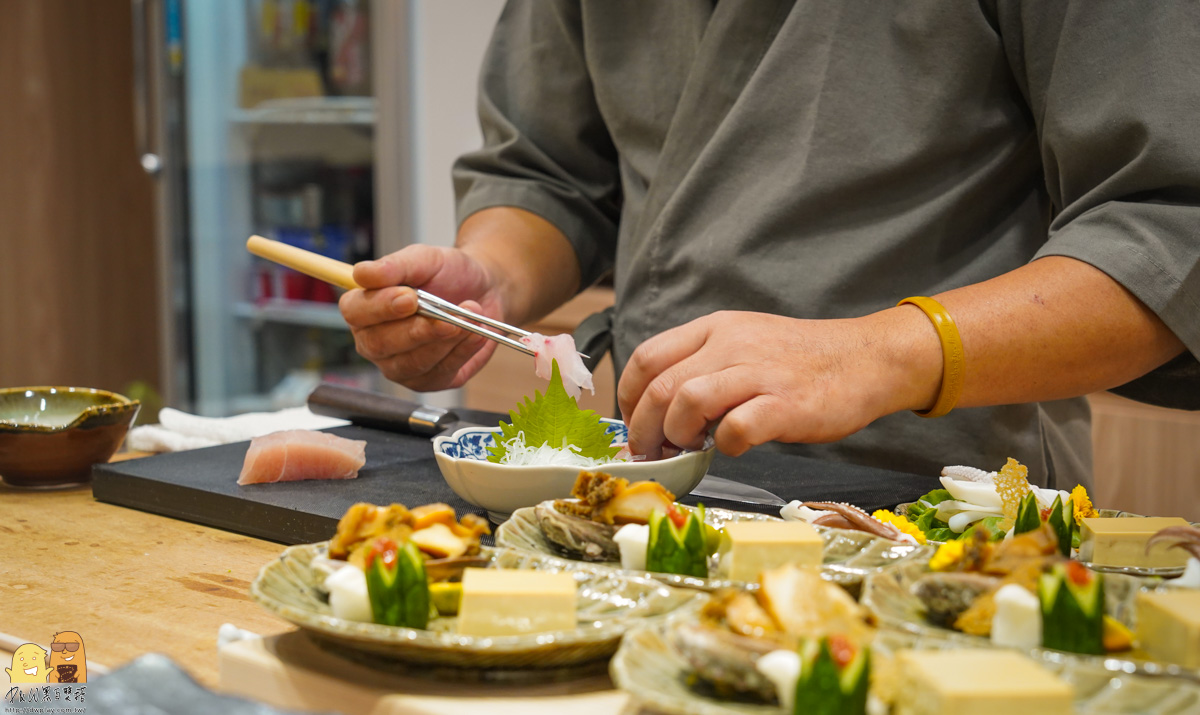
[880,255,1186,414]
[456,207,582,327]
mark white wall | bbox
[410,0,506,248]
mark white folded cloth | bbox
[126,406,349,453]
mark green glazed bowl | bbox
[0,386,140,487]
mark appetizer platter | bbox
[860,522,1200,681]
[882,458,1200,576]
[611,618,1200,715]
[495,471,934,595]
[250,500,704,673]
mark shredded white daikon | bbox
[497,431,629,467]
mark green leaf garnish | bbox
[487,360,620,464]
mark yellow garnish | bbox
[994,457,1031,523]
[873,509,927,544]
[1103,615,1133,652]
[1070,484,1098,526]
[928,540,965,571]
[430,581,462,616]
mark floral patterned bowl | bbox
[433,418,715,521]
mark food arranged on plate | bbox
[1079,515,1194,569]
[249,500,705,670]
[782,500,926,544]
[496,471,936,595]
[887,458,1094,548]
[235,372,1200,705]
[499,470,925,592]
[1136,589,1200,668]
[487,361,628,468]
[862,518,1200,676]
[892,649,1075,714]
[432,360,715,518]
[610,560,1127,715]
[670,562,874,705]
[324,501,490,626]
[531,470,718,575]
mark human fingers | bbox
[710,395,790,457]
[350,309,460,363]
[352,244,448,290]
[660,366,760,452]
[389,332,495,392]
[623,346,725,460]
[617,318,714,428]
[338,286,418,329]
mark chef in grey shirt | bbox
[341,1,1200,490]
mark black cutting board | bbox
[92,424,937,545]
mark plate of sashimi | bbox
[236,333,715,522]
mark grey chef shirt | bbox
[453,0,1200,490]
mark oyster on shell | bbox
[534,502,619,561]
[668,621,779,703]
[910,572,1000,628]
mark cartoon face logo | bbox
[5,643,48,683]
[46,631,86,683]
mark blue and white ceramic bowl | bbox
[433,418,715,521]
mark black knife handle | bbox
[307,383,459,438]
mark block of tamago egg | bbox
[1135,590,1200,668]
[719,521,823,582]
[894,649,1074,715]
[456,568,577,637]
[1078,516,1191,569]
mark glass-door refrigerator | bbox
[134,0,411,416]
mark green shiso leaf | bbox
[487,360,620,464]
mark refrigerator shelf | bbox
[230,97,375,126]
[234,300,347,330]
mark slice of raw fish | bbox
[237,429,367,485]
[519,332,594,398]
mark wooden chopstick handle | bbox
[246,235,361,290]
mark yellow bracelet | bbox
[896,296,965,419]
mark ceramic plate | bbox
[250,542,703,671]
[610,621,1200,715]
[496,502,935,596]
[433,419,715,521]
[893,504,1198,578]
[860,558,1200,681]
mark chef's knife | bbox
[307,383,480,438]
[691,474,788,508]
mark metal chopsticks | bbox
[246,235,585,359]
[413,290,536,356]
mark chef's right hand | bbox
[339,244,503,391]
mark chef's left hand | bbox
[617,310,941,460]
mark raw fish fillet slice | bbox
[520,332,594,398]
[237,429,367,485]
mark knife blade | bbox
[690,474,787,508]
[307,383,483,438]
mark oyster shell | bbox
[534,502,619,561]
[668,621,779,703]
[910,572,1000,628]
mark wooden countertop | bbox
[0,465,635,713]
[0,478,293,688]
